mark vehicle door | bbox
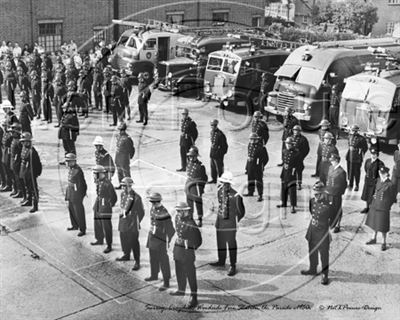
[141,38,157,62]
[158,37,170,61]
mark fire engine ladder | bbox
[315,37,400,50]
[232,31,303,50]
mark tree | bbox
[313,0,378,35]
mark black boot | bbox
[186,294,198,308]
[158,279,170,291]
[29,202,38,213]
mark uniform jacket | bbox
[31,77,41,100]
[292,134,310,162]
[121,76,134,104]
[10,136,22,172]
[93,178,117,217]
[93,71,104,93]
[146,205,175,250]
[306,197,332,243]
[370,179,396,213]
[65,164,87,202]
[173,215,202,262]
[280,147,300,182]
[210,128,228,159]
[19,146,42,179]
[66,68,79,83]
[77,76,91,95]
[59,111,79,141]
[118,189,145,233]
[185,159,207,195]
[138,82,151,105]
[4,70,17,92]
[216,185,245,229]
[392,150,400,179]
[62,92,85,113]
[53,84,68,107]
[246,141,268,174]
[282,114,299,141]
[19,102,34,125]
[95,148,116,177]
[252,119,269,145]
[41,81,54,101]
[111,83,124,109]
[103,78,112,97]
[179,117,198,147]
[326,165,347,197]
[1,131,13,166]
[17,75,31,94]
[115,132,135,166]
[361,158,385,203]
[346,133,368,163]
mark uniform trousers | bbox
[186,187,203,219]
[0,161,6,186]
[62,139,76,156]
[116,162,131,184]
[247,165,263,196]
[280,181,297,206]
[138,102,148,122]
[94,90,103,110]
[23,175,39,204]
[94,216,112,247]
[308,235,330,275]
[3,164,13,188]
[328,195,343,227]
[296,163,305,186]
[216,229,237,266]
[120,231,140,261]
[347,161,362,187]
[210,157,224,182]
[149,247,171,280]
[68,200,86,232]
[43,99,52,122]
[7,88,16,107]
[180,144,191,170]
[174,258,197,294]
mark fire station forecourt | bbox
[1,2,400,320]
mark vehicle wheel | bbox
[300,107,323,131]
[179,83,193,97]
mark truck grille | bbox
[277,92,295,112]
[344,101,372,132]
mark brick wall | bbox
[0,0,266,51]
[371,0,400,36]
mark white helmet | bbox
[92,136,104,146]
[218,171,234,184]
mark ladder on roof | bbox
[233,31,303,50]
[315,37,400,49]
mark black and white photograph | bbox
[0,0,399,319]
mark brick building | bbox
[371,0,400,36]
[0,0,266,52]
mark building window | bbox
[387,22,396,34]
[212,10,229,23]
[252,15,261,27]
[166,12,184,25]
[38,21,62,52]
[93,26,107,44]
[303,16,308,24]
[388,0,400,5]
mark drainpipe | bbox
[197,0,200,27]
[30,0,35,46]
[113,0,119,42]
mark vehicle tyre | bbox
[300,106,323,131]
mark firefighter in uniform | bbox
[325,154,347,233]
[209,171,245,277]
[65,153,87,237]
[391,141,400,199]
[365,167,396,251]
[102,66,112,114]
[312,119,336,177]
[41,73,54,123]
[195,47,207,101]
[301,181,332,285]
[137,73,151,125]
[318,132,339,185]
[110,75,124,126]
[4,61,17,107]
[92,64,104,111]
[361,148,385,213]
[185,146,207,227]
[53,75,67,128]
[0,102,18,192]
[244,133,268,202]
[145,192,175,291]
[77,69,90,118]
[58,100,79,163]
[116,177,145,271]
[258,72,273,120]
[9,123,24,198]
[61,80,86,113]
[251,111,269,146]
[278,137,300,213]
[278,107,298,166]
[208,119,228,184]
[120,69,134,120]
[292,125,310,190]
[171,202,202,309]
[114,122,135,189]
[66,60,79,84]
[19,91,34,134]
[93,136,115,181]
[90,164,117,253]
[16,66,30,95]
[329,83,341,140]
[30,70,41,117]
[177,108,198,172]
[0,124,5,189]
[345,124,368,191]
[19,132,42,213]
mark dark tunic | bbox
[146,205,175,250]
[361,158,385,203]
[173,214,202,262]
[65,164,87,202]
[118,189,145,233]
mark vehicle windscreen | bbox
[222,58,240,74]
[207,57,223,71]
[342,78,396,111]
[295,67,324,89]
[118,36,129,46]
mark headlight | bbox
[167,72,172,78]
[341,117,348,126]
[375,125,384,134]
[223,100,229,106]
[267,96,272,104]
[227,90,233,98]
[303,103,310,111]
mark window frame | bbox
[38,21,63,53]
